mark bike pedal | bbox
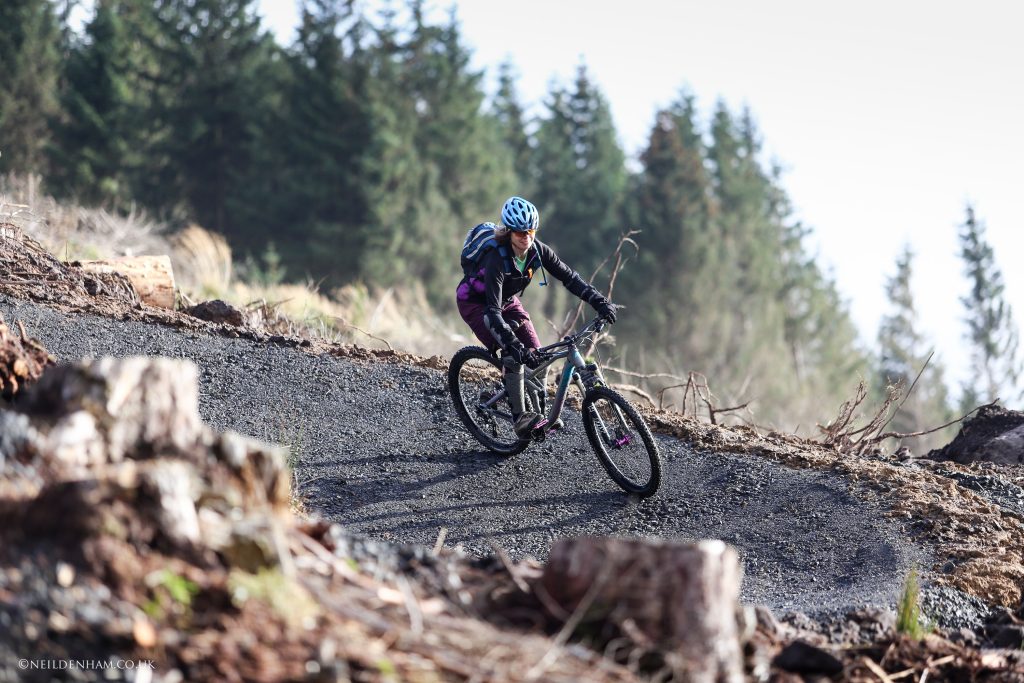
[530,419,549,441]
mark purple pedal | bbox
[613,434,632,448]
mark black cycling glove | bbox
[523,349,544,369]
[593,298,618,324]
[504,344,544,368]
[504,343,529,366]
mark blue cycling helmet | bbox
[501,196,540,231]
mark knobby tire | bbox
[448,346,529,456]
[582,386,662,497]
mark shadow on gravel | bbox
[342,490,626,544]
[304,447,512,511]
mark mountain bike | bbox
[447,316,662,497]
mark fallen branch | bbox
[611,383,657,407]
[489,541,530,594]
[877,351,933,436]
[821,353,994,455]
[656,383,690,412]
[872,401,996,444]
[331,316,394,351]
[862,656,896,683]
[602,365,687,382]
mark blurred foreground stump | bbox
[77,255,176,309]
[541,537,745,683]
[0,312,55,400]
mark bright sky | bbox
[265,0,1024,396]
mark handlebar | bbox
[536,315,611,355]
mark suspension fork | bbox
[561,346,610,443]
[572,348,631,443]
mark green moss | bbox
[376,658,397,678]
[141,569,199,627]
[158,570,199,606]
[228,567,319,628]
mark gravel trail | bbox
[2,295,929,616]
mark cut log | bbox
[540,536,744,683]
[77,255,176,309]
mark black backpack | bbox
[459,222,548,286]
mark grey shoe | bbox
[514,411,546,439]
[549,417,565,431]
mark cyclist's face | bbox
[511,229,535,253]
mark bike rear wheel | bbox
[448,346,529,456]
[582,386,662,497]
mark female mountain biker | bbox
[456,196,618,439]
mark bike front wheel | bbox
[448,346,529,456]
[582,386,662,497]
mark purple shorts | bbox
[457,296,540,353]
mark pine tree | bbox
[533,64,626,282]
[143,0,281,235]
[703,102,789,390]
[106,0,177,211]
[0,0,61,175]
[48,0,136,205]
[492,60,532,190]
[958,204,1022,409]
[354,2,516,307]
[270,0,371,280]
[876,245,953,447]
[404,4,516,224]
[620,91,713,356]
[671,100,872,428]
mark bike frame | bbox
[528,342,589,426]
[477,317,627,439]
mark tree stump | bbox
[0,313,55,400]
[541,536,745,683]
[77,255,176,309]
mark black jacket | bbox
[467,240,606,351]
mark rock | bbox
[984,606,1024,648]
[846,607,896,640]
[976,424,1024,465]
[56,563,74,588]
[948,627,979,647]
[540,536,744,683]
[186,299,246,327]
[772,640,843,675]
[133,617,157,648]
[927,404,1024,465]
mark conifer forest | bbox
[2,0,1020,442]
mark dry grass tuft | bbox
[1,173,169,260]
[171,224,233,298]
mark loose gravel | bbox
[2,295,930,618]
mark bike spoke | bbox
[583,388,661,496]
[451,350,521,451]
